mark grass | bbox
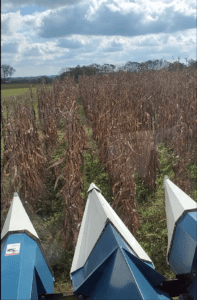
[1,91,38,118]
[77,95,113,202]
[1,87,37,97]
[1,83,53,122]
[187,161,197,201]
[136,143,176,280]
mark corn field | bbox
[1,68,197,252]
[79,68,196,233]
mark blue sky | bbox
[1,0,196,77]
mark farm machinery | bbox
[1,176,197,300]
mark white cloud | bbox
[1,0,196,77]
[1,0,84,11]
[1,10,51,42]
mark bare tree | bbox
[1,65,16,80]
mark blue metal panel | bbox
[187,248,197,300]
[123,249,170,300]
[110,223,138,256]
[1,233,25,300]
[72,223,118,290]
[169,211,197,275]
[74,250,118,298]
[72,222,140,291]
[1,233,54,300]
[72,222,172,300]
[31,268,47,300]
[89,248,144,300]
[34,243,54,293]
[84,223,118,275]
[122,248,166,286]
[71,268,85,291]
[75,248,144,300]
[17,234,37,300]
[168,211,197,300]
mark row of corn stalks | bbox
[1,68,196,251]
[78,68,196,235]
[1,77,92,251]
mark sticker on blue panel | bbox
[5,243,21,256]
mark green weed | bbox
[136,143,176,280]
[187,162,197,201]
[81,152,113,204]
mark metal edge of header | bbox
[104,218,154,266]
[77,217,153,272]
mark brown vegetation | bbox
[1,77,92,250]
[48,77,93,249]
[1,99,46,210]
[1,68,196,252]
[79,68,196,235]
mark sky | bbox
[1,0,196,77]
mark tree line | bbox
[1,64,55,85]
[59,65,100,82]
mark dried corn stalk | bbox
[1,100,46,211]
[79,68,196,234]
[49,77,93,250]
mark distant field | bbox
[1,83,38,90]
[1,83,53,121]
[1,88,35,97]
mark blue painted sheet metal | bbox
[1,192,54,278]
[169,211,197,274]
[168,211,197,300]
[1,233,54,300]
[89,248,144,300]
[122,248,165,286]
[72,221,139,290]
[123,249,171,300]
[71,222,120,291]
[71,222,172,300]
[31,268,47,300]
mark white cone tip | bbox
[1,193,39,240]
[87,182,101,194]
